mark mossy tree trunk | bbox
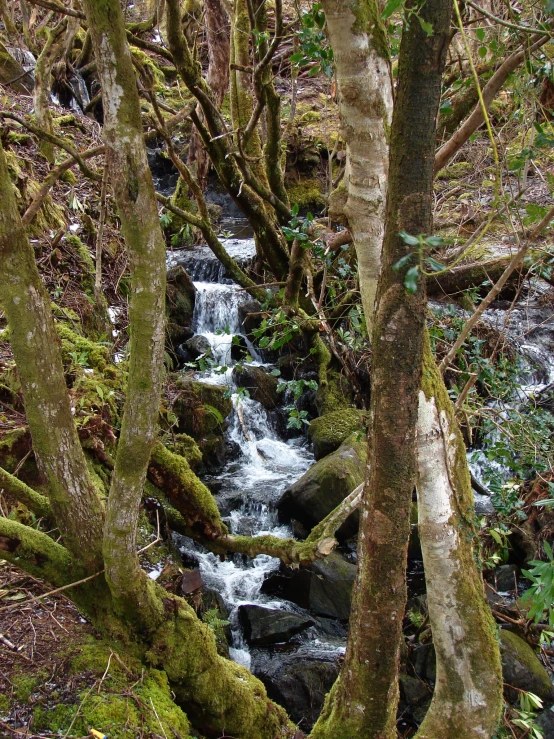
[311,0,452,736]
[320,0,393,332]
[33,20,68,162]
[414,341,503,738]
[0,140,105,574]
[81,0,170,626]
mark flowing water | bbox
[170,240,319,669]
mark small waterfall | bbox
[174,237,314,668]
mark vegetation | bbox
[0,0,554,736]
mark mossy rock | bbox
[277,432,367,539]
[287,178,326,211]
[308,408,367,460]
[166,432,203,468]
[500,630,554,704]
[166,264,196,328]
[56,323,110,373]
[314,370,355,415]
[436,160,473,180]
[232,365,279,410]
[175,378,233,422]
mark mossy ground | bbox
[0,561,192,739]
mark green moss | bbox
[130,48,166,86]
[436,160,473,180]
[165,432,203,467]
[287,178,326,211]
[0,427,28,472]
[309,408,367,459]
[12,672,47,702]
[56,323,110,372]
[0,693,10,712]
[315,370,354,415]
[32,639,191,739]
[351,0,390,61]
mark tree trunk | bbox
[0,139,105,573]
[414,339,503,738]
[321,0,393,332]
[312,0,451,735]
[33,20,67,162]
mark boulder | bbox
[166,265,196,328]
[277,433,366,538]
[500,630,554,704]
[261,552,356,620]
[238,605,315,646]
[232,365,279,409]
[250,647,340,731]
[495,564,518,592]
[173,379,233,443]
[314,370,354,415]
[185,335,213,360]
[536,707,554,739]
[308,408,367,460]
[238,299,264,341]
[399,674,433,725]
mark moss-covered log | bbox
[0,465,52,519]
[427,254,533,296]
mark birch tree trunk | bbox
[415,343,503,739]
[321,0,393,331]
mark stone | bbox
[230,334,249,361]
[238,299,264,341]
[232,365,279,409]
[308,408,367,460]
[178,569,203,594]
[184,335,213,359]
[261,552,356,620]
[238,605,315,646]
[412,642,437,683]
[500,630,554,704]
[166,265,196,328]
[495,564,518,592]
[399,674,433,725]
[536,707,554,739]
[277,433,366,538]
[250,647,340,731]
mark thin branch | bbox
[25,0,86,19]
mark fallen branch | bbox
[209,482,364,566]
[0,465,52,519]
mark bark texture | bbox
[82,0,168,625]
[0,140,105,573]
[312,0,451,735]
[321,0,393,330]
[415,340,503,737]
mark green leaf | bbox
[381,0,404,20]
[404,266,420,293]
[398,230,420,246]
[475,27,485,41]
[290,52,305,63]
[424,235,445,247]
[425,257,447,273]
[418,17,433,36]
[478,45,488,58]
[392,254,413,272]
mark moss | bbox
[165,432,203,467]
[315,370,354,415]
[436,160,473,180]
[309,408,368,459]
[351,0,390,61]
[0,427,29,472]
[130,47,167,86]
[287,178,326,211]
[56,323,110,372]
[0,692,10,712]
[59,166,76,184]
[32,638,191,739]
[13,672,47,702]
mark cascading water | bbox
[172,238,318,669]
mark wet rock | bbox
[399,674,433,725]
[185,335,213,359]
[495,564,518,592]
[230,334,249,361]
[500,630,554,704]
[250,647,341,731]
[474,492,495,516]
[308,409,367,460]
[178,569,204,594]
[261,552,356,620]
[166,265,196,328]
[238,299,264,340]
[277,433,366,538]
[238,605,315,646]
[232,365,279,410]
[173,378,233,438]
[536,707,554,739]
